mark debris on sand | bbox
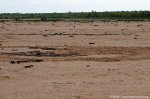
[86,65,90,67]
[137,24,143,27]
[69,35,74,37]
[0,76,10,80]
[134,37,137,39]
[93,24,99,26]
[29,51,42,56]
[34,59,44,62]
[10,59,43,64]
[20,59,43,63]
[72,96,81,99]
[12,49,18,51]
[29,46,39,49]
[2,49,84,57]
[41,47,56,50]
[24,65,34,68]
[54,33,63,35]
[43,34,48,37]
[10,60,16,64]
[135,35,139,36]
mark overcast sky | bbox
[0,0,150,13]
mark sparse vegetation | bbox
[0,11,150,21]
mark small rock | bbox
[75,96,81,99]
[12,49,18,51]
[93,25,99,26]
[24,65,34,68]
[0,67,3,70]
[89,42,95,45]
[86,65,90,67]
[69,35,74,37]
[43,34,48,37]
[135,35,139,36]
[64,48,67,50]
[137,24,143,27]
[134,37,137,39]
[10,60,16,64]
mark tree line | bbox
[0,11,150,20]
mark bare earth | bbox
[0,21,150,99]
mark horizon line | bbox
[0,10,150,14]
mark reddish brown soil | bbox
[0,21,150,99]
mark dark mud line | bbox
[0,33,128,36]
[0,46,150,63]
[1,46,150,57]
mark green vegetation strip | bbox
[0,11,150,21]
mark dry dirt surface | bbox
[0,21,150,99]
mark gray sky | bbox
[0,0,150,13]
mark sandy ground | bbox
[0,21,150,99]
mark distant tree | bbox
[41,17,47,21]
[15,18,19,21]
